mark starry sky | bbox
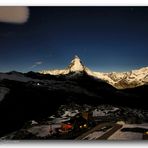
[0,6,148,73]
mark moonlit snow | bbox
[40,56,148,89]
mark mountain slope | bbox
[0,72,117,137]
[40,56,148,89]
[94,67,148,89]
[0,71,33,82]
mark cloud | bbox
[0,6,29,24]
[31,61,43,69]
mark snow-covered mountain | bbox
[40,55,148,89]
[40,55,93,76]
[93,67,148,89]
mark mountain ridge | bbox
[39,56,148,89]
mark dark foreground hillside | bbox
[0,72,148,137]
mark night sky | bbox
[0,7,148,73]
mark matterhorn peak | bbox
[67,55,85,72]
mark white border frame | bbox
[0,0,148,6]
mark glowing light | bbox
[145,131,148,135]
[83,124,87,128]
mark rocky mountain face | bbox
[40,56,148,89]
[94,67,148,89]
[40,55,92,75]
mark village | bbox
[1,104,148,140]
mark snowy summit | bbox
[40,55,88,75]
[67,55,85,72]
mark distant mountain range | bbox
[40,55,148,89]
